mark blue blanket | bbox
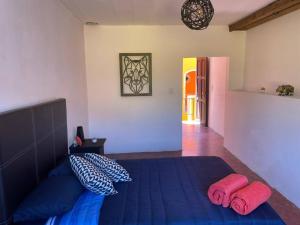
[46,191,105,225]
[99,157,285,225]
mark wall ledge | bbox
[230,89,300,100]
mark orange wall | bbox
[186,71,197,96]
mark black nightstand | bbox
[69,138,106,155]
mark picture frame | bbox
[119,53,152,96]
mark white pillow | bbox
[84,154,132,182]
[69,155,117,195]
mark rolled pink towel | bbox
[208,174,248,207]
[230,181,272,215]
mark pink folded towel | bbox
[230,181,272,215]
[208,174,248,207]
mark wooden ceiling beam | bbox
[229,0,300,32]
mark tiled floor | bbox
[107,124,300,225]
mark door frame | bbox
[197,57,210,127]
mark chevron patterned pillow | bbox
[69,155,117,195]
[84,153,132,182]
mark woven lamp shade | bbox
[181,0,214,30]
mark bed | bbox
[100,157,285,225]
[0,100,285,225]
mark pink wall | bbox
[208,57,229,136]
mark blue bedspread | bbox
[99,157,285,225]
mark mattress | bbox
[99,156,285,225]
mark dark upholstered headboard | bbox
[0,99,68,225]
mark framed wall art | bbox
[119,53,152,96]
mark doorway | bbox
[182,57,229,154]
[182,57,209,126]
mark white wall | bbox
[208,57,229,136]
[244,10,300,96]
[224,91,300,208]
[84,25,246,153]
[0,0,88,143]
[224,10,300,207]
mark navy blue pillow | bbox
[14,176,84,222]
[48,158,73,177]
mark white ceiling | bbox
[61,0,275,25]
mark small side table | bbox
[69,138,106,155]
